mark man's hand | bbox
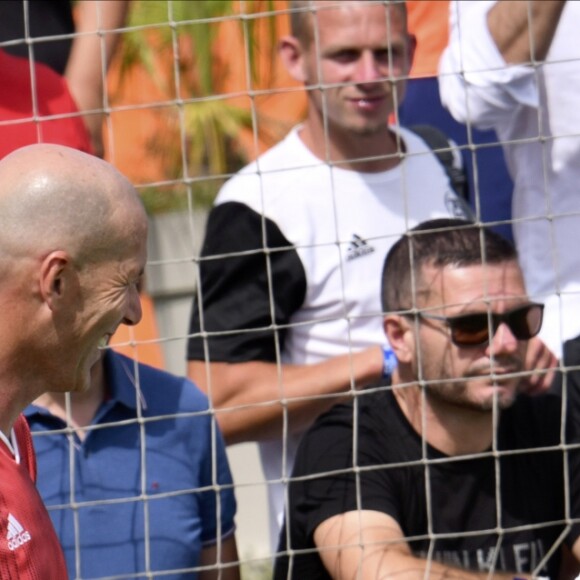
[520,336,559,394]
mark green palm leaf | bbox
[115,0,281,212]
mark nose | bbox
[354,51,383,85]
[487,321,519,357]
[123,286,143,327]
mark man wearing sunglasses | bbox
[275,218,580,579]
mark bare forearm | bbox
[188,346,384,444]
[316,512,535,580]
[65,0,129,90]
[325,535,528,580]
[487,0,566,64]
[323,534,531,580]
[65,0,129,156]
[367,553,530,580]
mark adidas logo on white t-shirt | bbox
[346,234,375,261]
[7,513,31,551]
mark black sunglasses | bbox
[405,303,544,347]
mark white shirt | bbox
[439,1,580,357]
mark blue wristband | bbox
[382,346,397,378]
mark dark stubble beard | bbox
[425,379,517,414]
[420,357,522,414]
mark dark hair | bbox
[288,1,407,47]
[381,219,518,312]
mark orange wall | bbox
[407,0,450,78]
[104,1,305,370]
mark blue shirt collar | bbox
[24,350,148,420]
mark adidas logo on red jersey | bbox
[7,513,31,551]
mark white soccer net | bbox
[4,0,579,579]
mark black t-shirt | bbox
[274,387,580,579]
[553,334,580,413]
[0,0,74,74]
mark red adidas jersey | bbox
[0,415,67,579]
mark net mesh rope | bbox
[3,1,578,578]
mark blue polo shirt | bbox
[24,351,236,579]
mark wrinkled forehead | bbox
[416,261,528,312]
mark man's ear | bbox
[278,35,308,83]
[39,251,71,311]
[384,314,414,364]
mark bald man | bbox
[0,143,147,578]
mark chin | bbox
[348,122,389,137]
[478,387,517,411]
[429,381,516,413]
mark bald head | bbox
[0,144,146,268]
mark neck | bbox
[393,382,495,456]
[0,373,45,437]
[0,402,22,440]
[299,115,401,173]
[33,361,106,438]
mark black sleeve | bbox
[188,201,307,363]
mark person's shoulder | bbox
[502,391,564,447]
[215,127,317,206]
[23,54,71,100]
[106,351,209,413]
[0,49,68,100]
[293,388,406,477]
[303,388,395,441]
[395,125,450,158]
[510,390,563,416]
[392,124,453,181]
[308,399,356,431]
[292,400,357,477]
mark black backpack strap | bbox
[409,124,469,203]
